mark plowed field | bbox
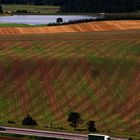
[0,20,140,35]
[0,25,139,137]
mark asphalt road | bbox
[0,126,128,140]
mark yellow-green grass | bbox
[1,4,60,14]
[0,23,48,27]
[0,30,139,139]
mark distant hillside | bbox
[0,0,140,13]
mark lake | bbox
[0,15,97,25]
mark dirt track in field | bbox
[0,20,140,35]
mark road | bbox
[0,126,128,140]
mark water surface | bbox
[0,15,97,25]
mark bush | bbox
[56,18,63,24]
[0,5,3,13]
[87,120,97,132]
[15,10,28,13]
[67,112,82,130]
[22,114,37,126]
[8,120,16,124]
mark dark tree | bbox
[22,114,37,126]
[87,120,97,132]
[56,18,63,24]
[67,112,82,130]
[0,5,3,13]
[8,120,16,124]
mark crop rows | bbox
[0,31,139,135]
[0,20,140,35]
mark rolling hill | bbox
[0,21,140,138]
[0,20,140,35]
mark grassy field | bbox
[0,23,47,27]
[1,4,60,15]
[0,30,139,139]
[0,23,49,27]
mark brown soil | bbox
[0,20,140,35]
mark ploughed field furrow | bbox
[0,20,140,35]
[0,31,140,135]
[0,39,140,60]
[0,57,139,133]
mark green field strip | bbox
[0,99,9,121]
[87,57,136,122]
[117,40,140,55]
[0,53,12,69]
[79,80,103,119]
[93,41,119,57]
[134,112,140,120]
[26,74,54,124]
[53,65,91,119]
[94,111,126,131]
[102,41,126,58]
[2,4,60,14]
[56,69,84,99]
[40,64,64,121]
[0,77,21,121]
[47,42,74,58]
[1,39,140,61]
[30,42,48,56]
[116,40,134,54]
[79,61,131,131]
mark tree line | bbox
[4,113,133,140]
[60,0,140,13]
[0,0,64,5]
[6,112,96,133]
[0,0,140,13]
[22,112,96,132]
